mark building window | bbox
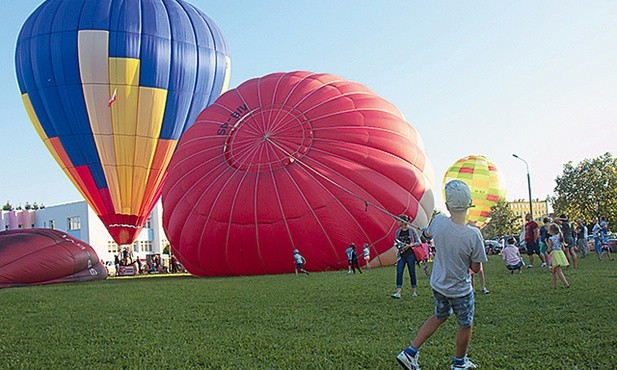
[108,241,119,254]
[67,216,81,230]
[145,217,152,229]
[133,241,139,252]
[49,219,55,230]
[141,240,153,252]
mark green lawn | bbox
[0,254,615,369]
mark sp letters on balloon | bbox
[217,104,249,135]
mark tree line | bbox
[2,201,45,211]
[482,152,616,238]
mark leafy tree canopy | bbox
[482,198,520,239]
[550,152,617,223]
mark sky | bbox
[1,1,616,212]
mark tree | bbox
[2,201,12,211]
[550,152,617,223]
[482,198,520,239]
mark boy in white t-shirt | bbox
[396,180,487,370]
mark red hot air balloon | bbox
[0,229,107,288]
[162,71,434,276]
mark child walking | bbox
[547,224,569,289]
[396,180,487,370]
[293,249,309,275]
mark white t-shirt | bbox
[427,214,487,298]
[363,247,370,257]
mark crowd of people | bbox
[111,247,186,276]
[494,214,613,269]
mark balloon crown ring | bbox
[223,104,314,172]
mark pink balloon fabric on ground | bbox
[162,71,434,276]
[0,229,107,288]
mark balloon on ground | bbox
[162,71,434,276]
[0,229,107,288]
[15,0,231,245]
[443,155,506,228]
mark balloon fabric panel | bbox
[0,229,107,288]
[162,71,434,276]
[443,155,507,228]
[16,0,231,245]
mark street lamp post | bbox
[512,154,533,218]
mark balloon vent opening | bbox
[223,104,313,172]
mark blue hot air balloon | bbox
[15,0,231,244]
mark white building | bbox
[1,201,169,263]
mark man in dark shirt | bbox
[524,213,546,268]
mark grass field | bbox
[0,254,615,369]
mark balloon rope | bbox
[265,138,415,228]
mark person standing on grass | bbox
[345,244,354,273]
[556,215,577,268]
[598,217,614,261]
[575,219,588,258]
[524,213,546,268]
[538,217,551,264]
[502,236,524,273]
[391,214,420,299]
[471,264,489,294]
[396,180,487,370]
[349,243,362,274]
[362,243,371,271]
[547,223,570,289]
[592,217,602,257]
[293,249,309,275]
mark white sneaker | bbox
[541,263,547,268]
[450,355,478,369]
[411,291,418,297]
[481,287,490,294]
[396,349,420,369]
[391,292,401,299]
[526,264,533,268]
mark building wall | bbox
[509,199,550,223]
[2,200,168,264]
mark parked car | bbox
[587,234,617,253]
[104,260,116,276]
[484,240,502,255]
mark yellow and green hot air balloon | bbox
[443,155,506,228]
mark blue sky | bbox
[1,1,616,211]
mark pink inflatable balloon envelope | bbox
[162,71,434,276]
[0,229,107,288]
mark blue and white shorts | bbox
[433,290,475,328]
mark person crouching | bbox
[502,237,524,274]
